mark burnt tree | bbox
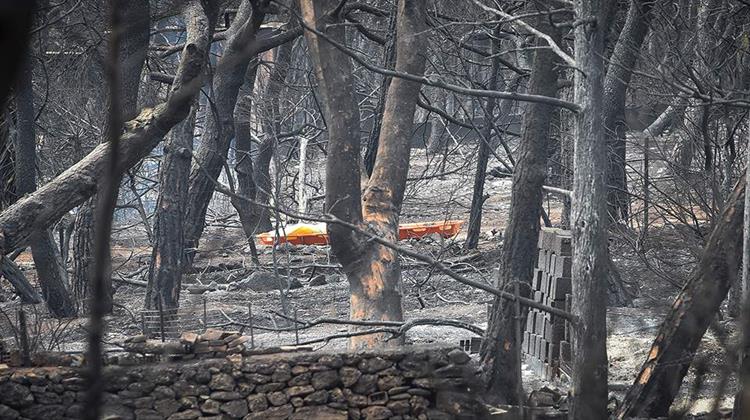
[182,0,269,269]
[72,0,150,313]
[570,0,614,417]
[14,53,76,317]
[301,0,428,349]
[603,0,654,222]
[616,176,746,417]
[480,10,561,403]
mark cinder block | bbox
[560,340,572,362]
[555,256,572,278]
[551,277,572,300]
[553,234,572,256]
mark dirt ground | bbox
[0,148,738,415]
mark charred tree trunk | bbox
[301,0,428,350]
[0,255,41,303]
[603,0,654,222]
[145,108,197,310]
[464,32,502,251]
[0,2,34,106]
[14,56,76,317]
[72,0,150,314]
[145,0,219,310]
[232,61,262,256]
[183,0,268,269]
[569,0,614,417]
[616,176,745,418]
[479,11,560,403]
[252,41,293,232]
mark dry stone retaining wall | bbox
[0,345,484,420]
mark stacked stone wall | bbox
[0,345,484,420]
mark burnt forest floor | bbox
[0,148,738,415]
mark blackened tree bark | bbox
[363,9,396,177]
[232,61,261,257]
[301,0,428,349]
[145,0,220,310]
[183,0,269,269]
[144,109,197,310]
[0,2,34,106]
[13,56,76,317]
[616,177,745,418]
[464,30,502,251]
[73,0,150,313]
[251,41,293,232]
[479,11,560,403]
[603,0,654,222]
[570,0,614,417]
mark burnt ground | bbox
[0,148,739,415]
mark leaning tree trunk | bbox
[72,0,150,314]
[603,0,654,223]
[300,0,428,350]
[0,5,220,258]
[615,176,745,418]
[570,0,614,417]
[479,12,560,403]
[13,55,76,317]
[182,0,268,270]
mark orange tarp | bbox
[256,220,464,246]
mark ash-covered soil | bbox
[0,149,737,414]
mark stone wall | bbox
[0,345,484,420]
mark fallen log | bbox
[615,176,746,418]
[0,255,42,303]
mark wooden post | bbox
[294,307,299,345]
[157,298,165,342]
[17,308,31,367]
[202,297,207,331]
[248,302,255,349]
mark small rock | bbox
[243,404,293,420]
[447,349,471,365]
[304,389,329,405]
[339,367,361,387]
[287,385,315,397]
[209,391,240,401]
[220,399,248,418]
[267,391,289,406]
[361,405,393,419]
[246,394,268,412]
[311,370,339,390]
[154,398,181,417]
[200,399,221,415]
[291,396,304,407]
[166,409,201,420]
[208,373,234,391]
[352,374,378,395]
[358,357,392,374]
[291,406,347,420]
